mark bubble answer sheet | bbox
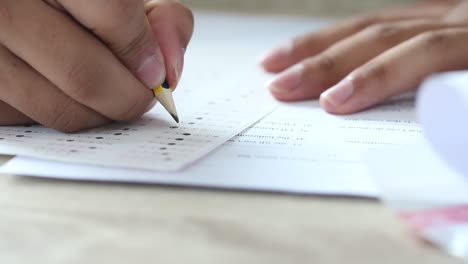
[2,97,421,196]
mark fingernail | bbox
[320,76,354,106]
[136,54,166,89]
[259,42,293,65]
[266,64,303,94]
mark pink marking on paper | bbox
[399,205,468,231]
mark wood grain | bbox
[0,154,462,263]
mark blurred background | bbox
[181,0,418,16]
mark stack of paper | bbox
[0,12,427,197]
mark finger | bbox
[319,27,468,114]
[0,0,153,122]
[260,1,456,73]
[0,44,110,132]
[444,0,468,23]
[0,101,33,125]
[43,0,64,10]
[145,0,194,88]
[56,0,166,90]
[267,20,455,102]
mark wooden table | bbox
[0,154,462,263]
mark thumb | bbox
[57,0,166,89]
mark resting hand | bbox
[261,0,468,114]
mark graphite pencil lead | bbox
[171,113,180,124]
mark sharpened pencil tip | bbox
[171,114,179,123]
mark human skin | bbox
[261,0,468,114]
[0,0,194,132]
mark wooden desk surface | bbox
[0,154,461,263]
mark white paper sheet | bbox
[417,71,468,178]
[2,96,425,196]
[367,142,468,209]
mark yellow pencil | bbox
[153,79,179,123]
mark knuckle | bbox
[64,60,102,103]
[113,26,148,60]
[63,56,150,123]
[359,62,389,83]
[291,33,317,58]
[47,98,80,133]
[364,23,401,43]
[47,98,109,132]
[416,30,452,51]
[313,54,336,74]
[301,57,333,91]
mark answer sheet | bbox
[2,97,423,196]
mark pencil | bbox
[152,79,179,123]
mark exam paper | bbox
[2,97,424,197]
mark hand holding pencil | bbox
[0,0,193,132]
